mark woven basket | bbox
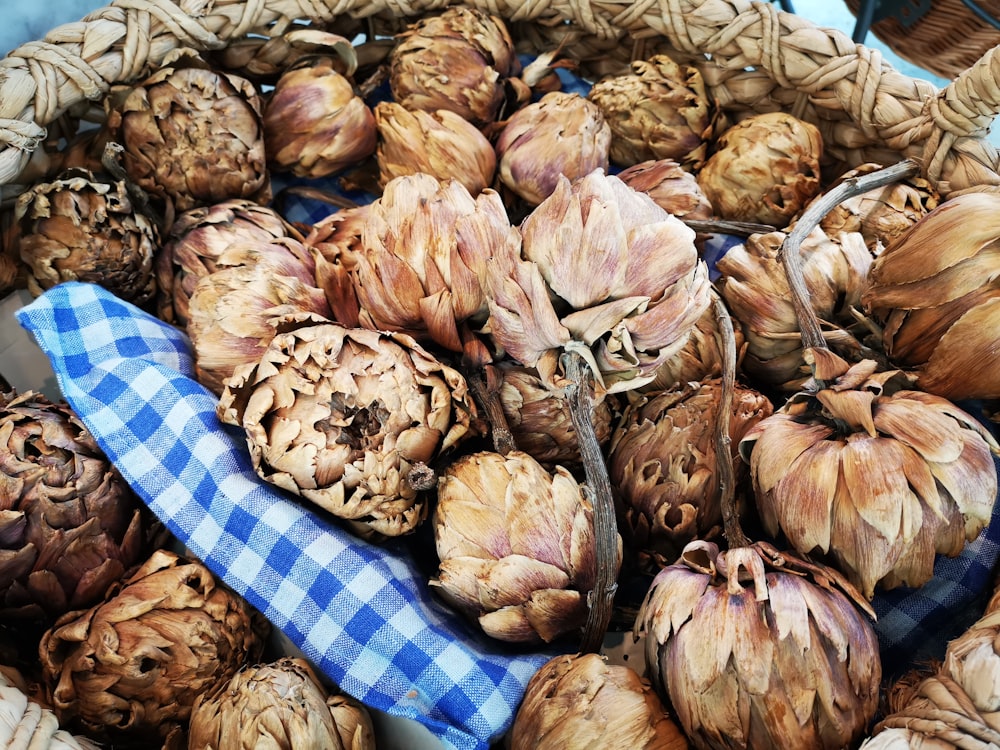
[2,0,1000,203]
[845,0,1000,80]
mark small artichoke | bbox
[616,159,714,223]
[588,54,717,170]
[740,348,999,598]
[509,652,689,749]
[155,199,297,326]
[496,92,612,206]
[218,321,478,539]
[861,191,1000,401]
[374,102,496,194]
[263,57,377,178]
[486,169,713,394]
[608,378,773,567]
[389,6,520,126]
[430,450,618,643]
[188,657,376,750]
[39,549,269,742]
[15,168,158,305]
[697,112,823,228]
[0,390,148,623]
[635,540,882,750]
[304,204,367,328]
[107,50,269,219]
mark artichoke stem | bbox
[683,217,776,237]
[561,349,618,653]
[778,158,920,352]
[714,296,750,549]
[467,365,517,456]
[100,141,163,229]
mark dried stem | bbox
[778,159,920,351]
[561,350,617,653]
[713,296,750,549]
[467,366,516,456]
[683,218,776,237]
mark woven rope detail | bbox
[876,674,1000,748]
[1,0,999,195]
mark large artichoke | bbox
[188,657,376,750]
[217,321,479,539]
[0,390,148,623]
[38,549,269,742]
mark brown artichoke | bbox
[635,540,882,750]
[217,321,478,539]
[616,159,714,223]
[861,191,1000,401]
[0,390,148,623]
[697,111,822,228]
[303,204,367,328]
[263,57,377,179]
[588,54,717,170]
[15,168,158,305]
[155,199,297,326]
[740,348,999,598]
[608,378,773,567]
[374,102,496,194]
[509,652,689,749]
[388,6,520,126]
[188,657,376,750]
[430,450,617,643]
[38,549,269,742]
[107,49,269,221]
[495,92,611,206]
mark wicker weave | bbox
[846,0,1000,80]
[1,0,1000,201]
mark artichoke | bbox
[303,204,367,328]
[496,92,611,206]
[616,159,714,223]
[608,378,773,567]
[509,652,689,749]
[217,321,478,539]
[388,6,520,126]
[263,57,377,179]
[635,540,882,750]
[107,49,269,221]
[188,657,376,750]
[861,191,1000,401]
[374,102,496,195]
[155,198,297,326]
[15,168,158,305]
[588,54,717,170]
[0,390,148,624]
[430,450,618,643]
[697,112,822,228]
[740,348,999,598]
[38,549,269,742]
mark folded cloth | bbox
[16,281,559,750]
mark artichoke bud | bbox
[496,92,611,206]
[155,199,297,326]
[107,48,269,220]
[697,111,823,228]
[608,378,773,568]
[304,204,368,328]
[15,168,158,305]
[861,191,1000,401]
[430,450,621,643]
[635,540,882,750]
[374,102,496,195]
[510,652,689,750]
[588,54,718,170]
[717,227,874,393]
[217,321,479,539]
[740,348,1000,599]
[389,6,520,126]
[263,56,377,179]
[38,549,269,742]
[189,657,376,750]
[0,391,150,624]
[617,159,714,223]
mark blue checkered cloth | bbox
[15,281,559,750]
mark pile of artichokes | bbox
[1,4,999,749]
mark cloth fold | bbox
[16,281,557,750]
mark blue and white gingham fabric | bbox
[15,281,560,750]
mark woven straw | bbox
[845,0,1000,81]
[1,0,1000,204]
